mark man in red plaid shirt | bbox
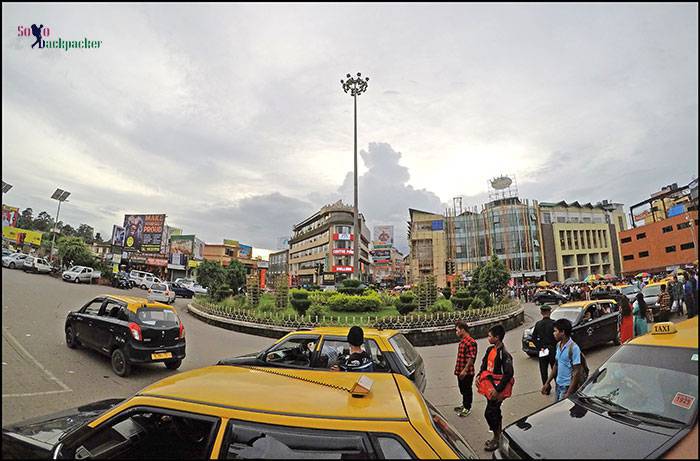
[454,320,478,417]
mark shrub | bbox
[469,298,486,309]
[327,292,382,312]
[477,288,493,307]
[210,283,233,302]
[337,278,365,295]
[378,291,398,308]
[291,298,312,315]
[429,299,454,313]
[290,289,310,300]
[452,290,472,309]
[399,292,415,304]
[441,288,452,300]
[306,304,330,320]
[342,279,362,288]
[397,301,418,316]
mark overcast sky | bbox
[2,3,698,255]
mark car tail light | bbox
[128,322,142,341]
[178,322,185,339]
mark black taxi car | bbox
[522,300,621,356]
[499,318,698,459]
[65,295,186,377]
[217,326,427,392]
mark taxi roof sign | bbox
[350,375,373,397]
[652,322,677,335]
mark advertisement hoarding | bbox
[123,214,166,253]
[223,239,239,247]
[2,227,42,246]
[2,205,19,228]
[170,235,194,256]
[332,248,354,256]
[239,244,252,259]
[431,220,444,231]
[667,204,686,218]
[332,265,353,273]
[373,225,394,246]
[111,225,125,247]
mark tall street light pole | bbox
[49,188,71,263]
[341,72,369,280]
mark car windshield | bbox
[68,266,81,272]
[136,308,179,327]
[579,345,698,426]
[621,286,638,295]
[550,308,580,324]
[643,285,662,297]
[389,333,420,367]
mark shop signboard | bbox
[223,239,239,247]
[123,214,165,253]
[333,248,354,256]
[431,220,444,231]
[667,204,686,218]
[113,263,119,274]
[111,225,125,247]
[239,244,252,259]
[373,225,394,246]
[146,257,168,267]
[332,265,353,273]
[112,254,122,264]
[2,205,19,228]
[2,226,42,246]
[371,249,391,258]
[333,233,354,241]
[188,259,201,268]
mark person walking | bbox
[453,321,477,417]
[672,275,685,317]
[476,325,514,452]
[532,304,556,392]
[541,318,583,402]
[633,292,649,337]
[657,284,671,322]
[685,275,697,318]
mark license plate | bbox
[151,352,172,360]
[528,341,535,348]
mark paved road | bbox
[2,268,621,456]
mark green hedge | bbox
[429,299,455,313]
[290,289,310,300]
[452,290,472,309]
[326,291,382,312]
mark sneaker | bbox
[453,405,464,413]
[457,408,471,417]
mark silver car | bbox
[23,256,53,274]
[2,253,28,269]
[148,282,176,304]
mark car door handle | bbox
[109,328,115,332]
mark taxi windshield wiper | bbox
[607,410,685,427]
[577,395,628,411]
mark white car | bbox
[137,274,163,290]
[190,283,208,295]
[23,256,52,274]
[129,270,156,288]
[2,253,28,269]
[62,266,97,283]
[174,278,196,288]
[148,282,176,304]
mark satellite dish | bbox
[491,176,513,190]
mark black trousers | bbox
[538,346,556,385]
[485,399,503,432]
[457,374,474,409]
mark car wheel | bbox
[9,262,15,269]
[65,326,79,349]
[140,284,147,290]
[74,277,80,284]
[111,348,132,377]
[613,329,621,346]
[164,359,182,370]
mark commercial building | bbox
[629,179,698,227]
[288,200,370,286]
[203,240,258,274]
[408,208,448,287]
[538,200,627,282]
[268,249,289,280]
[371,243,405,287]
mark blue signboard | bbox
[431,220,444,231]
[667,204,686,218]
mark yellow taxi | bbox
[498,317,698,459]
[2,366,477,459]
[218,326,427,392]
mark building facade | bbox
[269,249,289,279]
[408,209,448,287]
[203,240,258,273]
[538,201,627,282]
[371,243,405,286]
[288,201,371,286]
[619,211,698,275]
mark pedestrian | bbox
[657,284,671,322]
[475,325,514,452]
[671,276,684,317]
[541,318,583,402]
[532,304,556,392]
[633,292,649,337]
[453,321,477,417]
[685,275,697,318]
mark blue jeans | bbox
[555,384,569,402]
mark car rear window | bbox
[136,308,179,327]
[389,334,419,367]
[152,284,167,291]
[642,285,661,297]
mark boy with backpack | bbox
[541,318,588,401]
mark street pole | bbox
[49,199,62,262]
[341,72,369,281]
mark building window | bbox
[677,222,691,230]
[662,225,673,233]
[620,236,632,244]
[542,212,551,224]
[636,233,646,240]
[617,216,624,230]
[559,231,566,249]
[638,251,649,258]
[665,245,676,253]
[623,255,634,261]
[680,242,695,250]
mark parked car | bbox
[1,248,12,258]
[64,295,186,376]
[22,256,52,274]
[218,326,427,392]
[61,266,98,284]
[2,365,476,459]
[532,289,569,305]
[148,282,176,304]
[498,318,698,460]
[642,282,666,322]
[616,284,641,303]
[2,253,28,269]
[173,277,196,288]
[190,283,208,295]
[522,300,621,356]
[128,270,156,288]
[170,282,195,298]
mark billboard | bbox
[239,244,252,259]
[223,239,239,247]
[111,225,125,247]
[170,235,194,256]
[431,220,444,231]
[123,214,165,253]
[667,204,686,218]
[2,205,19,228]
[193,238,204,260]
[373,225,394,246]
[2,227,42,246]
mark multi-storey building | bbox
[408,208,448,287]
[268,249,289,279]
[203,240,258,273]
[288,201,370,286]
[538,201,627,282]
[371,243,405,286]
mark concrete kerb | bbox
[187,303,525,346]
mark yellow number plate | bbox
[528,341,535,348]
[151,352,172,360]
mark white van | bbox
[129,270,156,289]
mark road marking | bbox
[2,327,72,398]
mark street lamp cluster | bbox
[340,72,369,279]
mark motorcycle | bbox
[112,273,132,289]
